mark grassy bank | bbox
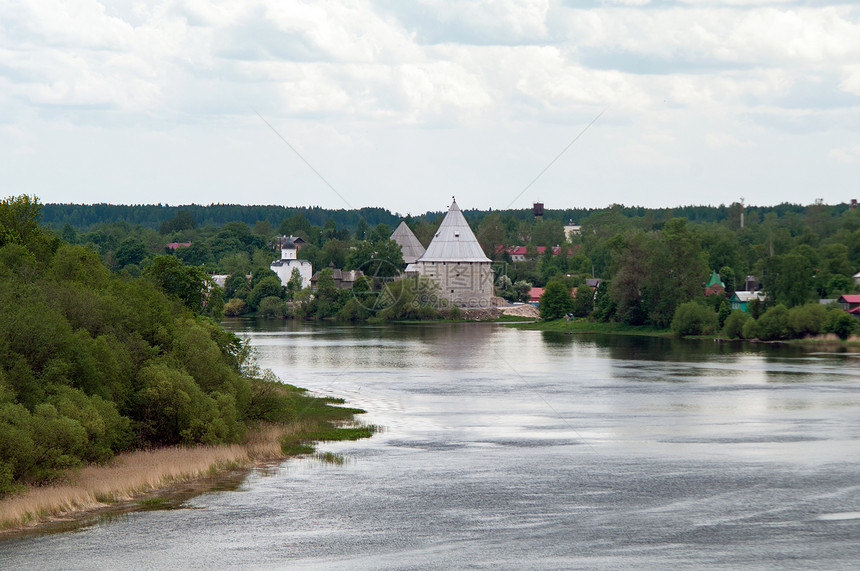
[0,387,377,534]
[507,318,671,336]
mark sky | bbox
[1,0,859,215]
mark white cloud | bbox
[829,145,860,164]
[0,0,857,210]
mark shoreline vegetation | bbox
[508,317,860,345]
[1,395,377,535]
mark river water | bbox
[3,321,859,569]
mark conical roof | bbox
[706,270,724,288]
[390,221,426,264]
[417,199,490,263]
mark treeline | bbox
[40,203,406,233]
[40,200,854,235]
[0,195,361,497]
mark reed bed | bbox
[0,423,294,532]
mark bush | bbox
[787,303,827,338]
[756,305,790,341]
[223,298,247,316]
[741,317,759,340]
[258,296,287,318]
[825,310,858,340]
[671,301,718,337]
[539,279,574,320]
[247,275,284,310]
[721,310,750,339]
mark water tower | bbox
[533,202,544,221]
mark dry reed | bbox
[0,423,297,532]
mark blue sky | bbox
[1,0,858,214]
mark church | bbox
[270,236,312,289]
[407,198,494,308]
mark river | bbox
[3,321,859,569]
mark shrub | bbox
[756,305,790,341]
[223,298,247,317]
[787,303,827,338]
[721,310,750,339]
[825,310,858,340]
[741,317,759,340]
[671,301,718,337]
[258,296,287,318]
[539,279,574,320]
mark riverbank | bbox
[0,391,376,535]
[507,318,671,336]
[508,318,860,345]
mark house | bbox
[563,223,581,240]
[274,235,306,251]
[270,237,312,289]
[311,265,364,290]
[165,241,192,251]
[410,198,494,308]
[837,294,860,312]
[853,272,860,286]
[496,245,574,262]
[585,278,602,289]
[390,221,426,265]
[704,270,726,296]
[730,291,766,312]
[528,287,544,304]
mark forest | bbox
[40,198,860,331]
[0,195,366,498]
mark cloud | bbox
[829,145,860,164]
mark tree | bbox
[247,276,284,311]
[756,304,790,341]
[671,302,718,336]
[763,254,813,308]
[571,285,594,317]
[286,268,303,299]
[722,310,750,339]
[159,210,196,234]
[539,279,574,320]
[825,309,858,340]
[114,238,147,269]
[143,256,213,315]
[345,239,403,278]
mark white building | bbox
[270,238,312,288]
[410,199,494,308]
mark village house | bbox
[704,270,726,296]
[310,265,364,290]
[497,245,574,262]
[837,294,860,317]
[730,291,766,312]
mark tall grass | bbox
[0,423,294,532]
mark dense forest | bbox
[0,195,366,497]
[33,197,860,335]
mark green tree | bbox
[143,256,214,315]
[571,285,594,317]
[114,237,147,269]
[722,310,751,339]
[671,302,718,337]
[345,239,403,278]
[539,279,574,320]
[763,254,813,308]
[247,275,284,311]
[756,304,790,341]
